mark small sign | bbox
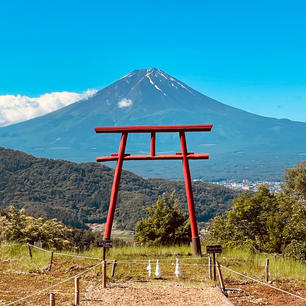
[98,240,113,248]
[206,245,222,254]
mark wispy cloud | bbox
[0,89,97,127]
[118,98,133,108]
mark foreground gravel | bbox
[82,281,233,306]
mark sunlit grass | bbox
[220,247,306,282]
[2,242,306,283]
[0,242,51,272]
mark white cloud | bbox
[118,98,133,108]
[0,89,97,127]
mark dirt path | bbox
[82,281,233,306]
[226,281,305,306]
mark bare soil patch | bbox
[226,280,305,306]
[82,281,233,306]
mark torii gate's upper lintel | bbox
[94,124,213,255]
[94,124,212,133]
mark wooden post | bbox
[49,293,55,306]
[74,276,80,306]
[27,243,32,259]
[102,246,106,288]
[212,252,216,281]
[265,258,269,282]
[208,256,212,280]
[102,260,106,288]
[216,261,227,296]
[48,251,54,272]
[111,259,117,277]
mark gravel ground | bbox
[82,281,233,306]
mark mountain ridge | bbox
[0,68,305,180]
[0,146,238,229]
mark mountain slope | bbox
[0,68,305,180]
[0,146,238,229]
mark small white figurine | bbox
[175,258,182,277]
[155,259,161,278]
[146,259,152,277]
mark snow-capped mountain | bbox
[0,68,305,180]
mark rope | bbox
[220,264,306,302]
[27,244,207,263]
[28,243,101,260]
[3,262,101,306]
[105,257,207,263]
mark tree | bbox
[134,192,191,246]
[0,206,103,250]
[0,205,72,249]
[207,186,286,253]
[283,161,306,203]
[206,162,306,258]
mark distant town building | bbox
[206,180,282,193]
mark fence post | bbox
[48,251,54,272]
[111,259,117,277]
[50,293,55,306]
[102,260,107,288]
[74,276,80,306]
[208,256,212,280]
[212,252,216,281]
[265,258,269,282]
[216,261,227,296]
[27,243,32,260]
[102,246,107,288]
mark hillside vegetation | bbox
[207,162,306,259]
[0,147,238,229]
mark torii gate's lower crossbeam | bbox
[95,124,213,255]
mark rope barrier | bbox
[9,243,305,303]
[27,244,207,263]
[220,264,306,302]
[3,261,101,306]
[93,257,207,263]
[28,244,101,260]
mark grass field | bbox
[1,243,306,305]
[222,247,306,282]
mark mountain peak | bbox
[120,67,166,80]
[132,67,162,74]
[116,67,196,101]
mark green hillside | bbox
[0,147,238,229]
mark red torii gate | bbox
[94,124,213,255]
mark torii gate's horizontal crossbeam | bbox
[95,124,212,133]
[97,153,209,162]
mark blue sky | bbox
[0,0,305,122]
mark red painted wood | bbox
[179,131,199,239]
[150,132,156,156]
[95,124,212,133]
[96,124,212,254]
[104,132,128,239]
[96,153,209,162]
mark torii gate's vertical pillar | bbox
[179,131,202,255]
[104,132,128,240]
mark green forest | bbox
[0,146,238,230]
[207,162,306,259]
[0,205,102,251]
